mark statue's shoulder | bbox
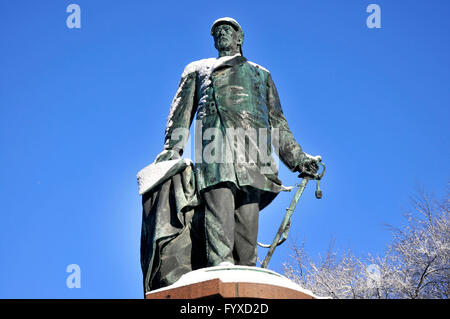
[181,58,216,77]
[247,61,270,74]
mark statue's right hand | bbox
[154,149,181,163]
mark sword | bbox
[259,161,326,268]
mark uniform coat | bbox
[164,54,304,210]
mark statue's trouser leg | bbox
[203,183,260,267]
[233,201,259,266]
[203,183,235,266]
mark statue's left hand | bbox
[295,153,322,179]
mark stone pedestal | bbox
[146,265,320,299]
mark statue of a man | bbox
[155,17,320,268]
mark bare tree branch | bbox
[282,185,449,299]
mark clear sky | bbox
[0,0,449,298]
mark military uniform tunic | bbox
[164,54,304,210]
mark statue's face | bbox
[213,24,241,52]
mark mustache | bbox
[216,37,232,47]
[217,35,232,41]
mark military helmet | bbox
[210,17,244,42]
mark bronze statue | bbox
[139,17,322,294]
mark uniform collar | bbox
[212,54,247,72]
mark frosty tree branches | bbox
[283,187,449,299]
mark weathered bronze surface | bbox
[140,17,322,294]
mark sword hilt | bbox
[258,160,326,268]
[314,161,326,199]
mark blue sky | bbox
[0,0,449,298]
